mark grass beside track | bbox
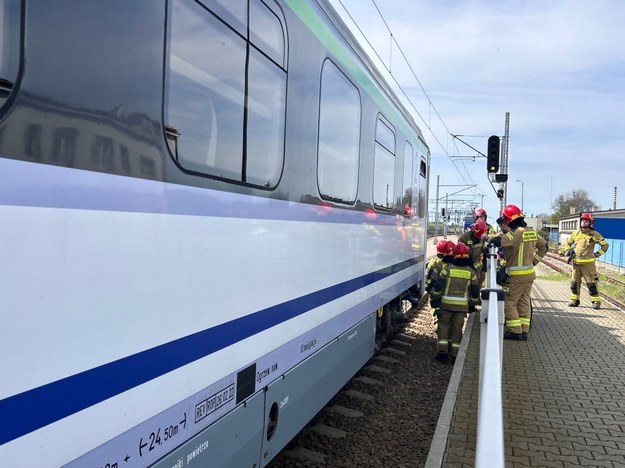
[542,253,625,305]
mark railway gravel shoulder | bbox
[268,303,452,467]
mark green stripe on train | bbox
[284,0,428,153]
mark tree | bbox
[551,189,599,220]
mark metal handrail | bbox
[475,245,505,467]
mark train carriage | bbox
[0,0,430,466]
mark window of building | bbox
[91,135,115,171]
[165,0,286,189]
[317,60,361,204]
[373,116,395,210]
[52,127,78,166]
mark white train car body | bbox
[0,0,429,466]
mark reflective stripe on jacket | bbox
[430,265,479,312]
[565,228,609,263]
[499,227,548,279]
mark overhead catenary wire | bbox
[335,0,481,198]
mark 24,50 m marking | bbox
[138,413,187,457]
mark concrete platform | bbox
[435,278,625,467]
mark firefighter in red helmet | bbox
[426,241,455,326]
[488,204,548,340]
[429,242,480,363]
[474,208,495,235]
[563,212,609,309]
[426,240,455,292]
[458,220,488,285]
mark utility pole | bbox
[434,175,440,242]
[499,112,510,214]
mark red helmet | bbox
[474,208,487,219]
[443,241,456,256]
[471,220,487,238]
[453,242,470,259]
[435,239,448,254]
[580,212,594,226]
[502,204,523,223]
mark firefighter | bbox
[564,212,609,309]
[488,204,548,340]
[429,242,480,363]
[474,208,496,235]
[458,220,488,285]
[426,240,455,290]
[426,241,455,326]
[425,239,451,291]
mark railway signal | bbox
[487,135,500,173]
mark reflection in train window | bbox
[317,60,361,204]
[402,141,414,211]
[374,116,396,210]
[250,0,285,67]
[0,0,20,109]
[419,157,428,218]
[165,0,286,188]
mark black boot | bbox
[504,331,523,341]
[434,353,450,363]
[568,300,580,307]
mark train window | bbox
[317,60,361,204]
[420,159,427,177]
[165,0,286,188]
[373,117,396,210]
[250,0,285,68]
[246,47,286,187]
[402,141,414,211]
[198,0,247,36]
[0,0,20,109]
[418,156,427,218]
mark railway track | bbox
[540,252,625,310]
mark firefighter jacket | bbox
[425,256,442,292]
[496,227,548,280]
[426,256,453,292]
[429,263,480,313]
[564,228,609,264]
[457,230,484,271]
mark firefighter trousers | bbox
[504,276,534,334]
[436,309,466,357]
[570,262,600,303]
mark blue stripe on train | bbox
[0,256,421,445]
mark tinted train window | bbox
[250,0,285,67]
[419,157,427,218]
[246,47,285,186]
[198,0,247,36]
[373,116,396,210]
[0,0,20,109]
[317,60,361,204]
[402,141,413,211]
[166,0,286,188]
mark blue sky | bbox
[328,0,625,222]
